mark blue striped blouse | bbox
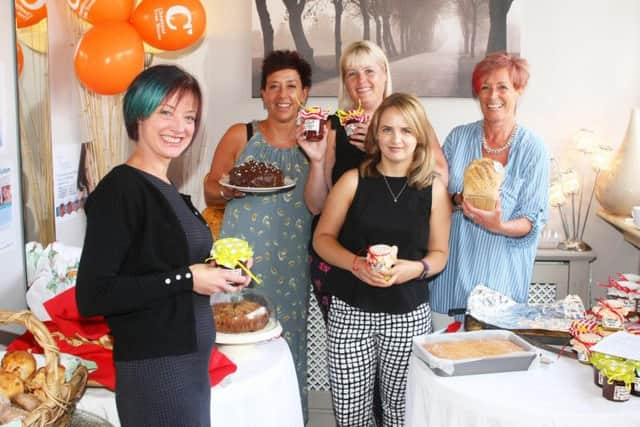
[429,120,550,315]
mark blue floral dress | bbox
[219,121,311,416]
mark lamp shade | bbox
[595,107,640,215]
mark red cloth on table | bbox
[8,286,236,389]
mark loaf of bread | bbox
[463,158,505,210]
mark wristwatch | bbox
[419,259,430,280]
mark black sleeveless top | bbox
[326,174,433,314]
[330,114,366,183]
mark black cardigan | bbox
[76,165,206,361]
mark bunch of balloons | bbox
[14,0,48,77]
[69,0,206,95]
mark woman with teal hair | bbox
[77,64,251,427]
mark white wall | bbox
[49,0,640,298]
[0,2,27,322]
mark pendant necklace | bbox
[482,123,518,154]
[381,174,408,203]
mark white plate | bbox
[215,318,282,345]
[219,176,296,193]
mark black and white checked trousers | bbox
[327,297,432,427]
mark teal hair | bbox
[123,65,202,141]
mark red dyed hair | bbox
[471,51,529,96]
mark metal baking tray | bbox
[412,330,537,376]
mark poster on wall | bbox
[251,0,521,98]
[0,166,13,231]
[53,143,87,223]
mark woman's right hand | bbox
[347,122,369,152]
[189,263,250,295]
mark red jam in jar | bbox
[303,117,327,141]
[602,376,631,402]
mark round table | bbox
[76,337,303,427]
[405,351,640,427]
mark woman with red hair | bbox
[430,52,550,327]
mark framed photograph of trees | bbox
[252,0,521,98]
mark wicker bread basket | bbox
[0,310,88,427]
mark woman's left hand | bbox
[297,122,328,163]
[385,259,423,285]
[462,198,503,234]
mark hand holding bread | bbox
[463,158,504,210]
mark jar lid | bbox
[599,359,635,386]
[208,237,253,269]
[590,351,623,369]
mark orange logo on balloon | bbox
[74,22,145,95]
[66,0,135,25]
[15,0,47,28]
[132,0,206,51]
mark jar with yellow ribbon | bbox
[630,359,640,397]
[206,238,261,285]
[600,359,635,402]
[590,352,623,388]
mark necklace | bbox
[482,123,518,154]
[381,174,408,203]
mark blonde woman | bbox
[313,93,450,426]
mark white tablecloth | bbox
[405,351,640,427]
[77,337,303,427]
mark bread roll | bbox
[0,372,24,400]
[1,350,36,381]
[463,158,505,210]
[27,365,66,401]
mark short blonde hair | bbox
[338,40,393,110]
[360,93,436,189]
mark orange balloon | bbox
[15,0,47,28]
[74,23,145,95]
[132,0,206,51]
[16,43,24,76]
[66,0,135,24]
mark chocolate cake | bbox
[229,160,284,188]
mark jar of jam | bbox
[298,107,329,142]
[631,361,640,397]
[600,360,635,402]
[207,237,258,285]
[590,352,623,388]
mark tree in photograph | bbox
[359,0,371,40]
[377,0,398,57]
[332,0,344,70]
[255,0,274,55]
[456,0,484,57]
[486,0,513,53]
[283,0,316,68]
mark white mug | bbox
[632,206,640,227]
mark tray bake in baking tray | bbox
[412,330,537,376]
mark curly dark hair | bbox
[260,50,312,90]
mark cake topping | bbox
[228,160,284,188]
